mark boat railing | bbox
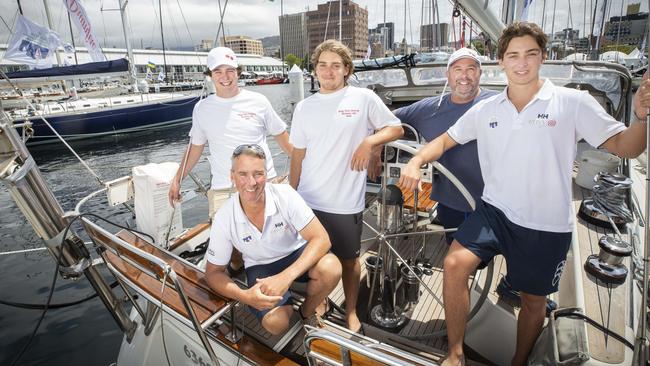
[303,326,437,365]
[80,216,224,366]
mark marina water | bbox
[0,83,306,366]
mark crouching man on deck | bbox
[399,22,650,366]
[204,144,341,334]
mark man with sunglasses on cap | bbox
[205,144,341,335]
[169,47,292,220]
[388,48,498,245]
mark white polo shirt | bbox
[448,79,626,233]
[206,184,315,268]
[290,86,401,214]
[190,89,287,189]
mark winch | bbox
[579,172,634,285]
[577,172,633,230]
[584,235,633,285]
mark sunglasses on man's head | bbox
[232,144,266,159]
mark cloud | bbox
[0,0,645,52]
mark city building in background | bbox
[369,22,394,52]
[222,36,264,56]
[305,0,368,60]
[602,12,648,47]
[420,23,449,51]
[279,12,309,60]
[194,39,214,52]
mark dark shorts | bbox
[436,203,471,245]
[313,209,362,260]
[454,200,572,296]
[245,245,310,320]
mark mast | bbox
[339,0,342,41]
[158,0,169,84]
[594,0,608,60]
[66,10,78,65]
[118,0,138,91]
[280,0,284,73]
[432,0,437,50]
[636,3,650,363]
[42,0,63,66]
[381,0,384,51]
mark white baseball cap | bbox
[446,48,481,70]
[207,47,238,70]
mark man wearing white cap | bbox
[169,47,292,274]
[169,47,292,219]
[388,48,497,244]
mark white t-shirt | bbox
[190,90,287,189]
[290,86,401,214]
[206,184,315,268]
[448,79,626,232]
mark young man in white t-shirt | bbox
[400,22,650,366]
[289,40,403,332]
[168,47,292,218]
[205,145,341,335]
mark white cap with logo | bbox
[207,47,238,70]
[446,48,482,70]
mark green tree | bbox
[471,40,485,55]
[284,53,303,69]
[601,44,636,55]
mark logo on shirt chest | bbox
[488,116,499,129]
[237,112,257,120]
[338,109,360,117]
[242,235,252,243]
[528,113,557,128]
[274,222,284,228]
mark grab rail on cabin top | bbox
[303,326,437,366]
[79,216,225,366]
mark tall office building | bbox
[602,12,648,46]
[306,0,369,60]
[279,12,309,61]
[222,36,264,56]
[369,22,394,51]
[420,23,449,51]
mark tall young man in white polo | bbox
[205,145,341,335]
[289,40,403,332]
[169,47,292,219]
[399,22,650,365]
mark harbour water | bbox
[0,83,305,366]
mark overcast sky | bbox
[0,0,647,51]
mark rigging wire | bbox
[4,210,155,366]
[7,214,79,366]
[324,0,333,42]
[174,0,202,66]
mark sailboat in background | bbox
[0,0,201,145]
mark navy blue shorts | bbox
[436,203,471,245]
[245,245,310,320]
[454,200,572,296]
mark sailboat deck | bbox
[572,177,633,363]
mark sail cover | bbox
[4,58,129,80]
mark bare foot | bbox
[347,313,362,333]
[441,355,465,366]
[315,298,328,316]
